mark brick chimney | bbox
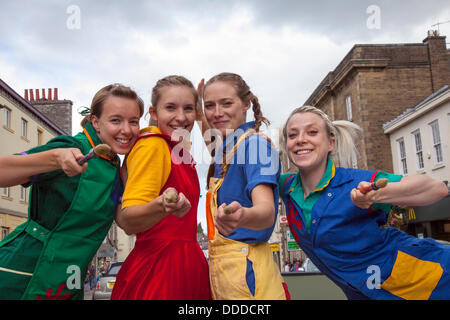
[423,31,450,92]
[24,88,59,101]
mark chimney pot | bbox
[48,88,52,101]
[29,89,34,101]
[35,89,40,100]
[54,88,58,100]
[42,88,46,100]
[25,89,29,101]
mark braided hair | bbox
[204,72,270,186]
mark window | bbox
[20,186,27,201]
[21,118,28,138]
[429,120,443,164]
[412,130,424,170]
[345,96,352,121]
[1,187,10,197]
[1,227,9,240]
[37,129,44,146]
[397,138,408,175]
[3,107,11,128]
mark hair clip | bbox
[78,106,91,116]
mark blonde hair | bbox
[282,105,362,168]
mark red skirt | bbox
[111,238,211,300]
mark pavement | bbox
[84,289,94,300]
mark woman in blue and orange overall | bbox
[279,105,449,300]
[200,72,289,300]
[111,76,211,300]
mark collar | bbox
[83,122,119,165]
[288,157,335,198]
[221,121,256,150]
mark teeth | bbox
[296,150,312,155]
[117,139,130,144]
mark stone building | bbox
[0,80,68,239]
[25,88,72,135]
[276,32,450,268]
[303,31,450,172]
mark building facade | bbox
[275,32,450,269]
[304,31,450,172]
[0,79,69,240]
[383,85,450,242]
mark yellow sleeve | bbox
[122,136,171,208]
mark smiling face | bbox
[149,85,196,137]
[91,96,141,155]
[285,112,335,173]
[203,81,250,138]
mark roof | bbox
[0,78,66,135]
[382,85,450,131]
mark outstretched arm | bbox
[351,175,448,209]
[0,148,87,187]
[214,183,275,236]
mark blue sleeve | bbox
[242,135,281,199]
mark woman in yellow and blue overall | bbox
[280,106,449,300]
[200,72,289,300]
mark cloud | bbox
[1,0,450,232]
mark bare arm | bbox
[351,175,448,209]
[0,148,87,187]
[214,183,275,236]
[115,188,191,235]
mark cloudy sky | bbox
[1,0,450,231]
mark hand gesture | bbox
[350,181,376,209]
[162,187,191,218]
[215,201,245,236]
[56,148,88,177]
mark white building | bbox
[383,85,450,242]
[383,85,449,184]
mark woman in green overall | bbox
[0,84,144,300]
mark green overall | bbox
[0,124,121,300]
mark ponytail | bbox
[331,120,361,168]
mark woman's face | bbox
[91,96,141,155]
[203,81,250,138]
[285,112,335,173]
[149,85,196,137]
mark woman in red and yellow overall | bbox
[111,76,211,300]
[200,73,289,300]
